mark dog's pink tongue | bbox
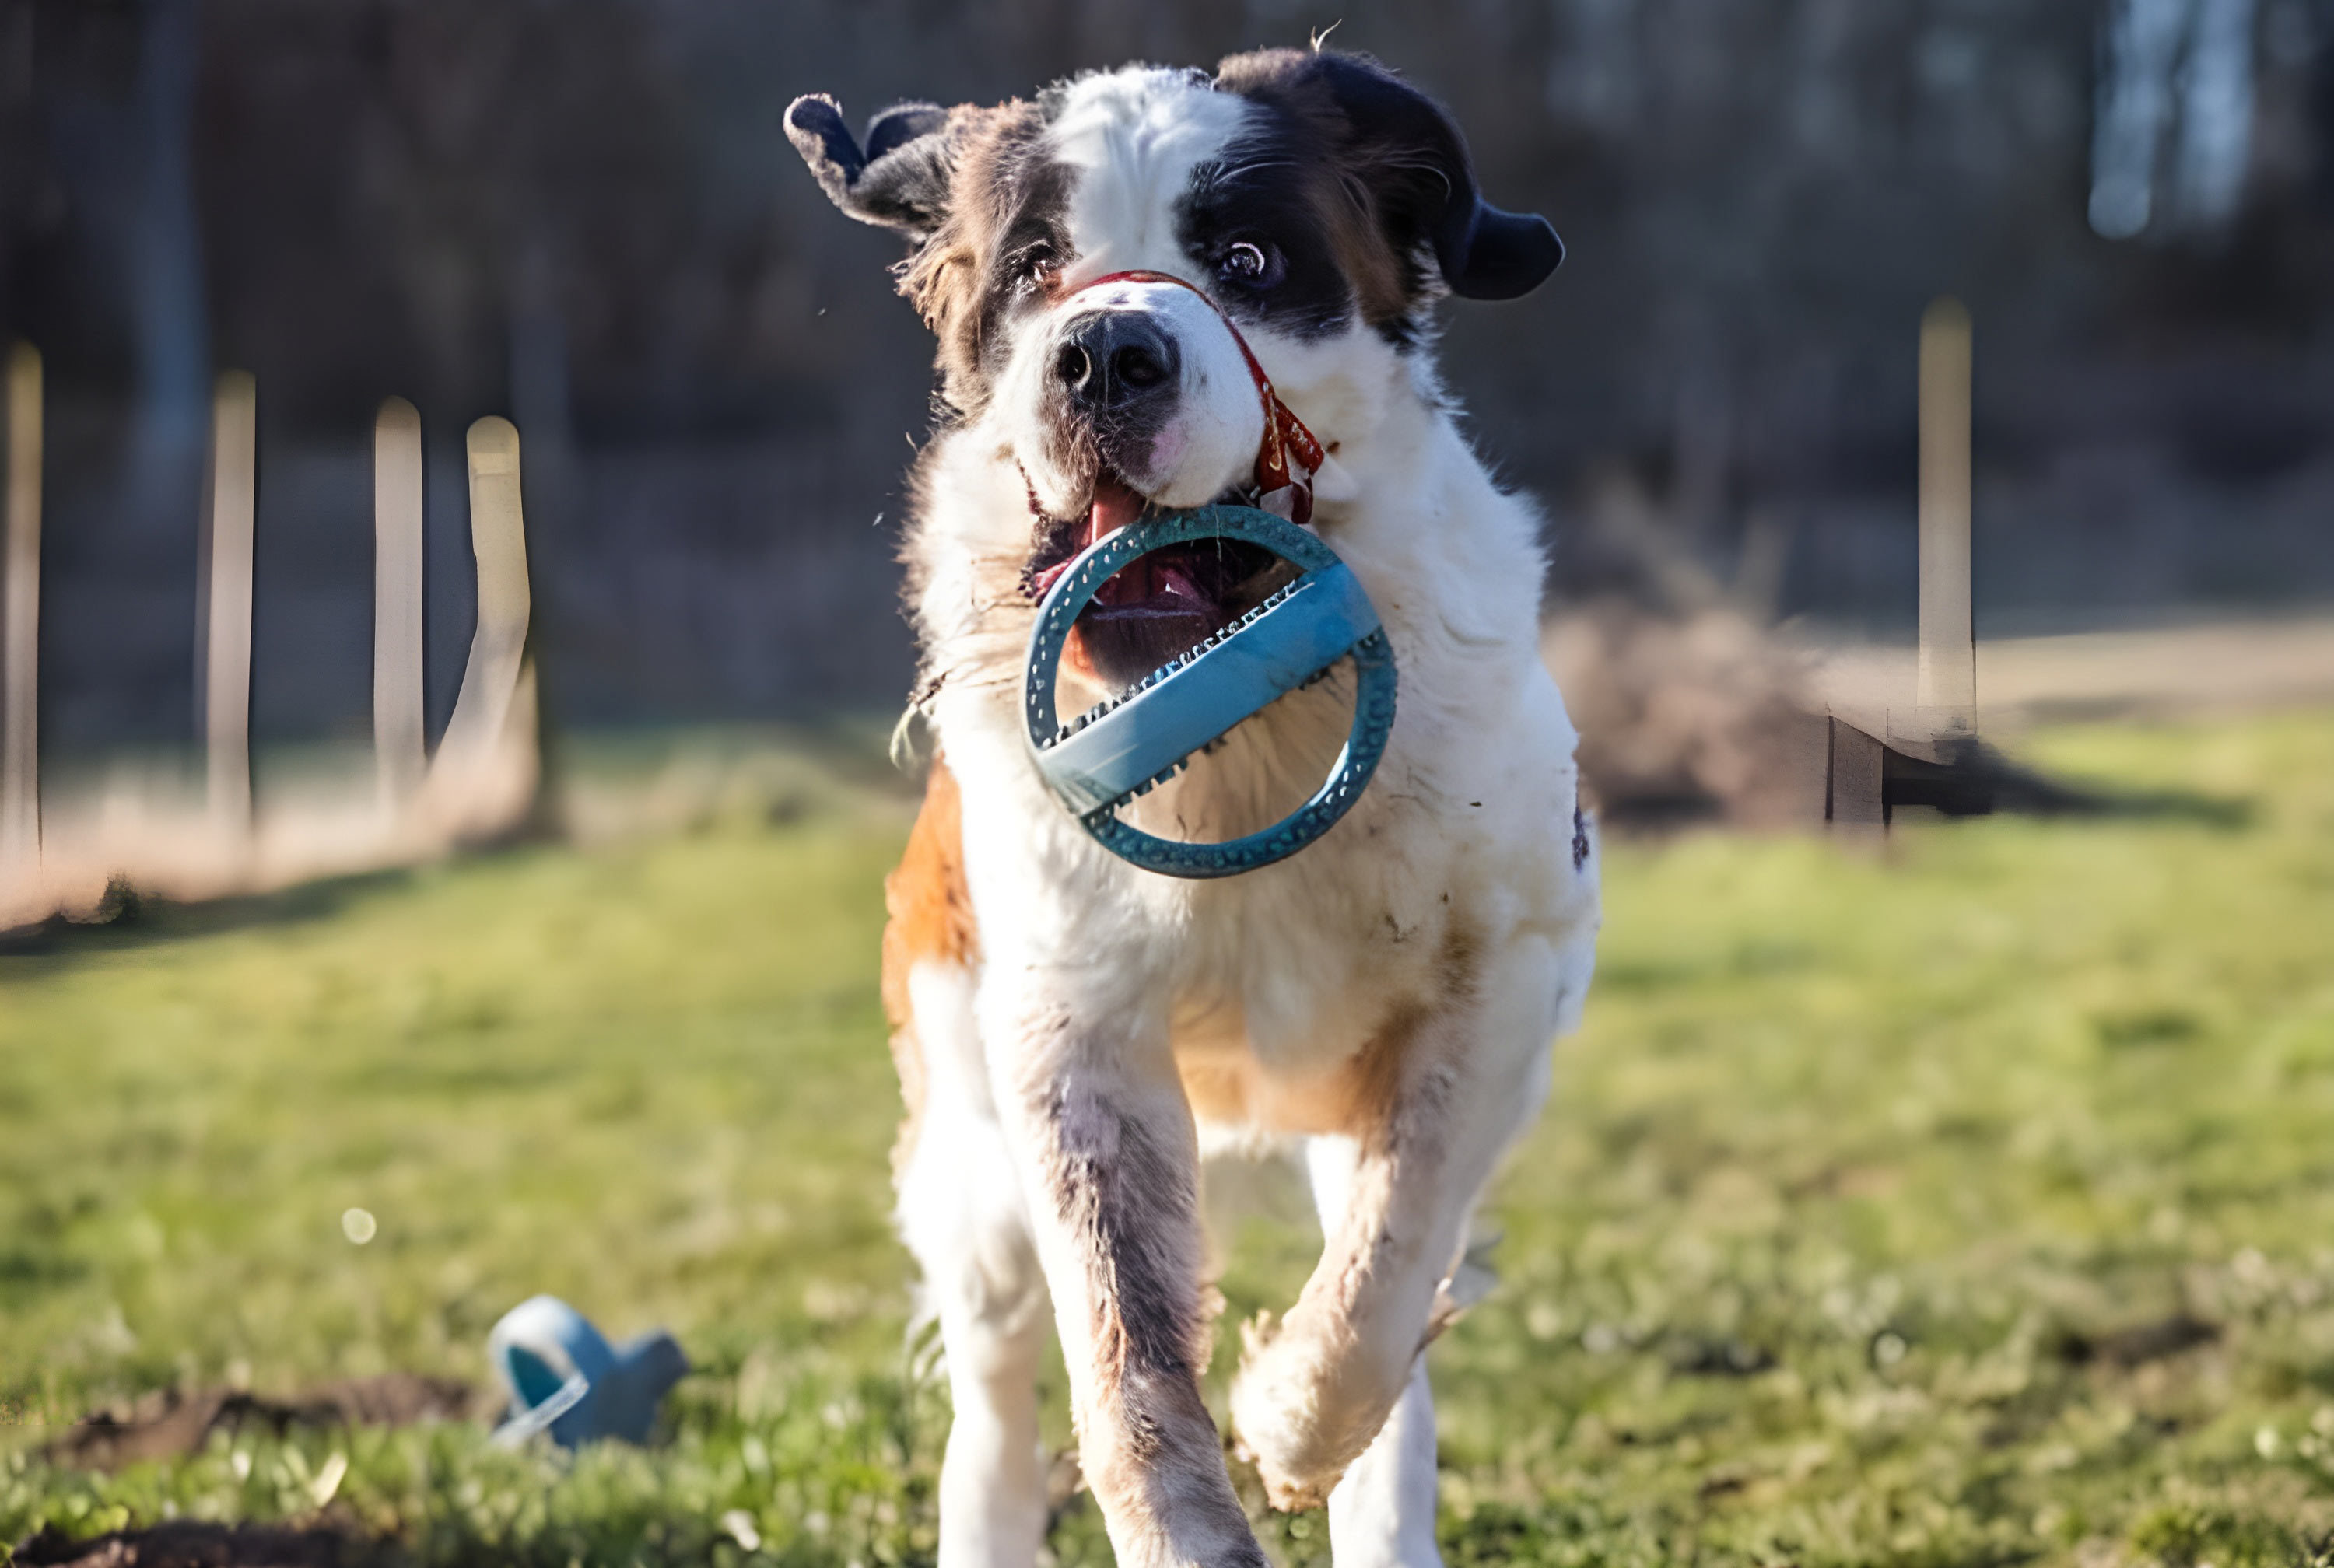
[1080,473,1147,551]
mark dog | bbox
[787,47,1600,1568]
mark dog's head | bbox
[787,50,1559,683]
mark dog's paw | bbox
[1228,1311,1350,1512]
[1253,1460,1333,1515]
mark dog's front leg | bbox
[1231,934,1577,1521]
[987,985,1266,1568]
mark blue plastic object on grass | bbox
[486,1294,689,1448]
[1024,505,1397,879]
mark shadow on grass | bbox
[0,865,425,965]
[1884,740,2255,828]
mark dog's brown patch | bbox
[1173,1006,1421,1139]
[898,101,1053,413]
[1174,919,1479,1143]
[881,758,980,1174]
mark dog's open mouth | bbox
[1022,469,1299,688]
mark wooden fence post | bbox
[373,397,426,807]
[1917,298,1975,730]
[424,415,534,803]
[2,344,39,867]
[202,370,258,835]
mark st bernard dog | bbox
[787,47,1600,1568]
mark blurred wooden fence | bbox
[0,348,541,930]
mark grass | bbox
[4,710,2334,1566]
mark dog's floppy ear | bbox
[1225,50,1562,301]
[786,95,956,243]
[1316,52,1563,299]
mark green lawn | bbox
[4,712,2333,1566]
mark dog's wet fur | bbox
[790,50,1598,1568]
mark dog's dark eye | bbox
[1219,241,1284,289]
[1013,247,1062,296]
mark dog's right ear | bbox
[786,95,955,243]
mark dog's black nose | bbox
[1055,313,1179,411]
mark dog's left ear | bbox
[786,95,956,243]
[1221,50,1562,301]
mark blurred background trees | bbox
[2,0,2329,756]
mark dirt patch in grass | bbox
[11,1520,389,1567]
[2055,1311,2224,1370]
[44,1376,485,1472]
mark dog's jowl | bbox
[790,49,1599,1568]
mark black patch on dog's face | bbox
[1174,126,1358,342]
[1211,48,1565,338]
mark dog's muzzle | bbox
[1072,270,1323,523]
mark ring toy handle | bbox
[1023,505,1397,879]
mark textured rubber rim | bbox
[1023,505,1397,879]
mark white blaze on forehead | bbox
[992,69,1268,516]
[1049,68,1253,278]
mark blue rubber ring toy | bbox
[1023,505,1397,879]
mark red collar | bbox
[1074,270,1326,527]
